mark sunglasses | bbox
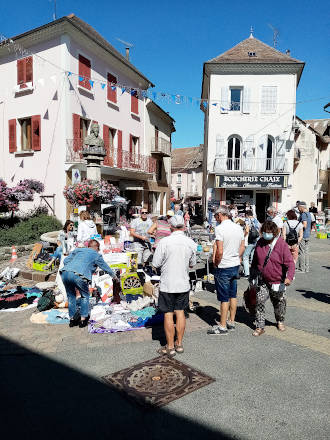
[141,211,148,214]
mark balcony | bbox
[151,137,171,157]
[66,139,156,174]
[213,157,289,174]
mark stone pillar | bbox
[82,147,106,182]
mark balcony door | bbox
[227,136,241,171]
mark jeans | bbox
[52,246,63,261]
[61,271,90,318]
[298,238,310,272]
[214,266,239,302]
[243,244,256,276]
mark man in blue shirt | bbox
[61,239,117,328]
[297,201,312,273]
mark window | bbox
[78,54,91,90]
[107,72,117,103]
[130,135,139,163]
[17,56,33,88]
[16,115,41,152]
[227,136,241,170]
[177,187,181,199]
[230,88,242,111]
[177,173,182,184]
[248,51,256,57]
[155,126,159,150]
[20,118,32,150]
[191,171,196,182]
[131,90,139,114]
[266,136,274,170]
[80,118,90,140]
[261,86,277,114]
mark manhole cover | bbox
[102,355,215,408]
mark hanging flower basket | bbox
[63,179,119,207]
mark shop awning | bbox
[119,181,144,191]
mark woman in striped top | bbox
[148,210,174,248]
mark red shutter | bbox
[117,130,122,168]
[131,90,138,114]
[31,115,41,151]
[107,73,117,103]
[9,119,17,153]
[103,124,110,166]
[17,59,25,86]
[78,54,91,90]
[25,56,33,83]
[129,134,133,157]
[73,114,81,152]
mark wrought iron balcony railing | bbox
[66,139,156,174]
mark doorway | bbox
[256,193,270,222]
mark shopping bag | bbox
[243,284,258,316]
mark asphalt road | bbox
[0,236,329,440]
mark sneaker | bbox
[226,321,236,330]
[207,325,228,335]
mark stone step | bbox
[19,269,57,283]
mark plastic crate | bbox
[32,261,54,272]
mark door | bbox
[256,193,270,223]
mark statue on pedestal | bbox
[82,123,106,181]
[83,123,106,155]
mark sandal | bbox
[277,322,286,332]
[252,328,265,337]
[175,343,184,354]
[157,346,176,358]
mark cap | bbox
[166,210,174,217]
[169,215,185,228]
[298,201,307,206]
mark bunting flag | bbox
[121,87,126,95]
[89,80,94,88]
[101,83,106,89]
[79,76,84,82]
[19,160,24,168]
[67,71,72,76]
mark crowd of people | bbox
[50,199,315,353]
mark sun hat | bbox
[166,210,174,217]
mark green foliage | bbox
[0,215,62,246]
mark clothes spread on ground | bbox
[88,299,162,334]
[30,309,70,324]
[0,287,42,311]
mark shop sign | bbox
[215,174,288,189]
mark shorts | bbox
[214,266,239,302]
[158,291,189,313]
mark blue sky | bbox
[3,0,330,148]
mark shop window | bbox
[227,136,241,170]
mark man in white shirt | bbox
[152,215,196,356]
[130,209,153,267]
[266,207,283,229]
[208,207,245,336]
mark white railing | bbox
[213,157,288,173]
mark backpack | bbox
[248,219,259,244]
[286,222,299,246]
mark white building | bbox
[293,117,329,210]
[201,33,305,221]
[171,145,203,201]
[0,14,174,222]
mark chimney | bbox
[285,49,291,56]
[125,47,130,61]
